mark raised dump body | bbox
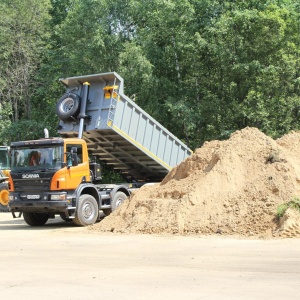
[58,72,192,182]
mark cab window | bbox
[66,144,83,164]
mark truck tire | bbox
[56,93,81,121]
[103,191,127,216]
[0,182,9,212]
[112,191,127,211]
[73,194,98,226]
[23,212,49,226]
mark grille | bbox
[13,178,51,193]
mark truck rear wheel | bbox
[56,93,81,121]
[112,191,127,211]
[23,212,49,226]
[103,191,128,216]
[73,194,98,226]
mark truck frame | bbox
[8,72,192,226]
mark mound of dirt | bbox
[91,127,300,238]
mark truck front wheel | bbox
[73,194,98,226]
[23,212,49,226]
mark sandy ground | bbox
[0,212,300,300]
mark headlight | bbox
[50,194,66,200]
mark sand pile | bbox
[91,127,300,238]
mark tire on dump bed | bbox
[56,93,81,121]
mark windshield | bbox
[0,149,9,170]
[11,146,64,171]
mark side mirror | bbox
[71,147,78,167]
[66,147,79,169]
[66,153,73,168]
[72,152,78,166]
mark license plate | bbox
[27,195,40,200]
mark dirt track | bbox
[1,212,300,299]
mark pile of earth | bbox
[90,127,300,238]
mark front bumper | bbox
[9,190,74,213]
[9,199,71,213]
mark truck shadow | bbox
[0,217,77,230]
[0,213,104,230]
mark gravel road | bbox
[0,212,300,300]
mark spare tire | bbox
[56,93,81,121]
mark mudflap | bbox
[12,211,23,218]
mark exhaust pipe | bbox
[44,128,49,138]
[78,82,90,139]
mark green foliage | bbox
[0,0,51,122]
[127,0,198,146]
[53,0,125,76]
[49,0,71,27]
[100,163,124,184]
[0,0,300,151]
[187,0,300,145]
[0,120,56,145]
[0,102,12,144]
[118,42,153,103]
[277,197,300,219]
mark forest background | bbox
[0,0,299,152]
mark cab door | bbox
[64,142,90,189]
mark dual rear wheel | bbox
[102,191,127,216]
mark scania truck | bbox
[8,72,192,226]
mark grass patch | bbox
[277,197,300,219]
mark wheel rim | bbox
[115,197,124,207]
[82,200,96,220]
[60,97,74,113]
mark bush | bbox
[276,197,300,219]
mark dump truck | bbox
[0,146,10,211]
[8,72,192,226]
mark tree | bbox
[1,0,299,150]
[126,0,198,147]
[118,42,153,104]
[196,1,300,141]
[0,120,50,144]
[54,0,124,76]
[0,0,51,123]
